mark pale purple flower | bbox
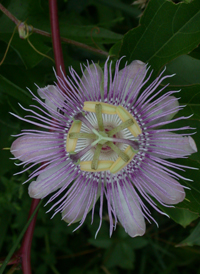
[11,58,197,237]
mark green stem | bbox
[0,200,42,274]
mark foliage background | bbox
[0,0,200,273]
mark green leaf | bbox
[126,237,148,249]
[88,238,112,249]
[0,211,12,251]
[104,242,135,269]
[0,74,32,104]
[189,45,200,59]
[109,40,122,57]
[163,83,200,119]
[95,0,141,18]
[177,159,200,214]
[164,55,200,85]
[0,34,52,69]
[157,206,199,228]
[119,0,200,74]
[60,24,123,45]
[0,0,52,68]
[177,221,200,247]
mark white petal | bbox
[118,60,146,80]
[142,168,185,205]
[117,60,146,96]
[149,132,197,159]
[147,96,179,126]
[112,183,146,237]
[62,179,101,224]
[38,85,64,114]
[11,135,59,162]
[28,162,67,198]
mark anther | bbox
[107,142,130,162]
[95,104,104,131]
[74,112,93,130]
[69,132,97,139]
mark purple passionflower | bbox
[11,58,197,237]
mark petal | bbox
[117,60,146,96]
[112,182,146,237]
[141,166,185,205]
[118,60,146,81]
[28,162,67,198]
[11,134,60,162]
[37,85,64,114]
[81,63,104,100]
[146,96,179,126]
[149,132,197,159]
[62,178,101,224]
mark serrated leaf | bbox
[119,0,200,74]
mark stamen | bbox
[95,104,104,131]
[74,112,93,130]
[112,138,139,151]
[70,144,92,163]
[107,142,130,162]
[69,132,97,139]
[107,119,134,137]
[91,144,103,170]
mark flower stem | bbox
[49,0,66,80]
[20,199,41,274]
[0,200,42,274]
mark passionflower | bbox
[11,58,197,237]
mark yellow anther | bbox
[83,102,116,115]
[109,146,136,174]
[66,121,82,152]
[116,106,142,137]
[80,160,114,172]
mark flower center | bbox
[66,102,142,173]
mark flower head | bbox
[11,58,197,237]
